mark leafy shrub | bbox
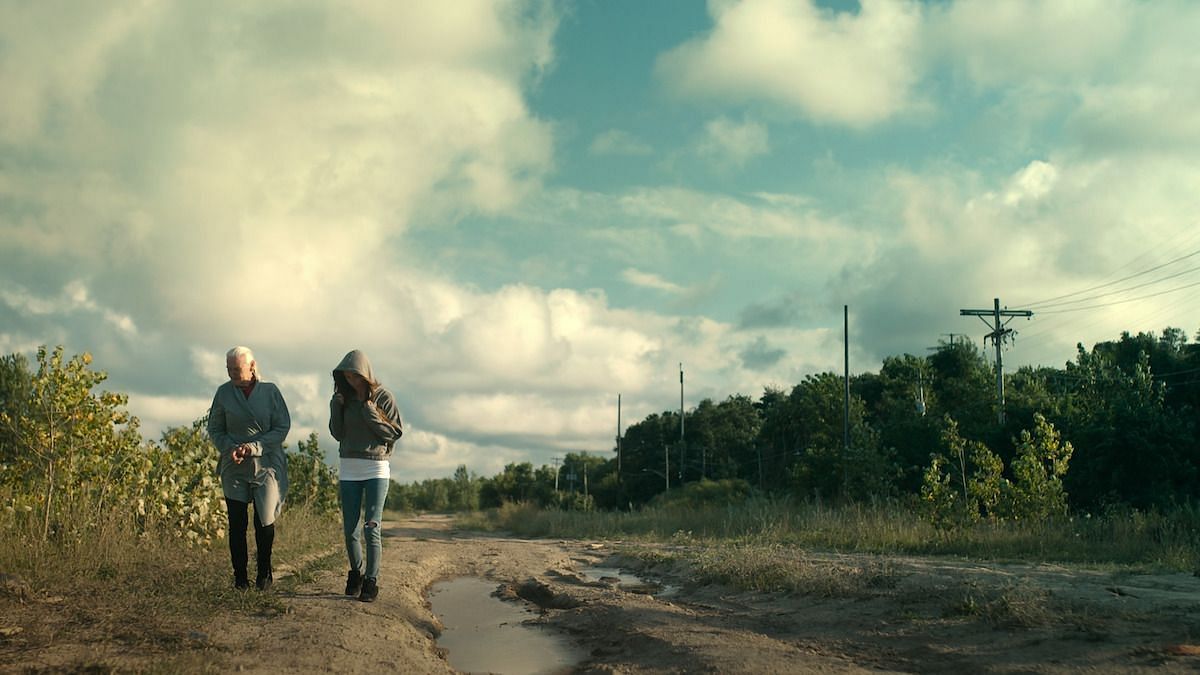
[650,478,753,509]
[287,432,339,513]
[921,414,1073,529]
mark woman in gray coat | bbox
[208,346,291,590]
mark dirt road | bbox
[198,513,1200,674]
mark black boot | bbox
[345,568,363,596]
[226,499,250,590]
[359,577,378,603]
[254,515,275,592]
[256,569,273,591]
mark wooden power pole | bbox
[960,298,1033,424]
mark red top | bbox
[239,381,257,398]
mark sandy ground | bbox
[5,513,1200,673]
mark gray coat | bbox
[208,380,291,523]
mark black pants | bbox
[226,498,274,580]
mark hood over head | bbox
[333,349,380,397]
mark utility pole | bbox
[916,370,927,417]
[842,305,850,494]
[552,456,561,492]
[755,443,763,490]
[960,298,1033,424]
[941,333,967,347]
[616,394,623,508]
[678,362,685,484]
[663,444,670,491]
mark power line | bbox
[1030,262,1200,310]
[1037,278,1200,314]
[1022,242,1200,309]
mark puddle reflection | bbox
[429,577,584,675]
[583,566,679,597]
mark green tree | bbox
[0,347,143,542]
[684,395,761,483]
[286,432,338,513]
[1060,346,1194,508]
[448,465,481,511]
[927,341,995,433]
[786,373,895,501]
[920,416,1007,528]
[1009,413,1072,521]
[872,354,943,491]
[480,462,546,507]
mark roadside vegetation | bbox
[0,347,341,666]
[466,483,1200,570]
[398,327,1200,607]
[460,486,1198,638]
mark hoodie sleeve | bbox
[243,384,291,457]
[329,392,346,441]
[362,388,403,444]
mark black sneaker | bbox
[256,571,273,591]
[345,568,363,596]
[358,577,378,603]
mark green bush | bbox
[650,478,754,509]
[921,414,1073,529]
[287,432,339,513]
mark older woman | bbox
[208,346,291,591]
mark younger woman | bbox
[329,349,402,602]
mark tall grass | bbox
[0,498,341,664]
[464,497,1200,571]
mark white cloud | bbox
[932,0,1133,87]
[618,187,862,244]
[698,116,769,167]
[125,393,213,440]
[0,281,138,336]
[590,129,653,156]
[0,2,570,479]
[1,1,558,348]
[622,269,685,294]
[931,0,1200,154]
[391,428,533,482]
[1001,160,1059,207]
[656,0,925,127]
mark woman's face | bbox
[226,356,254,386]
[344,371,367,395]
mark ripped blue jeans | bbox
[339,479,389,579]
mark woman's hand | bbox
[231,444,251,463]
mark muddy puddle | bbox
[428,577,585,675]
[583,566,679,597]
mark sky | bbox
[4,0,1200,481]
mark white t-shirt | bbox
[339,457,390,481]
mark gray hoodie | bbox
[329,350,403,460]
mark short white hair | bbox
[226,346,255,363]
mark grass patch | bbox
[0,503,341,665]
[462,497,1200,572]
[627,541,900,598]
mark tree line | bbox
[418,328,1199,518]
